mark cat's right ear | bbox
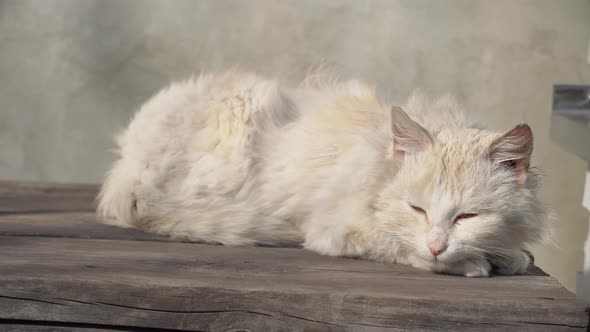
[489,124,533,185]
[391,106,433,156]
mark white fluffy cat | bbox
[98,70,550,277]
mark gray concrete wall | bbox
[1,0,589,291]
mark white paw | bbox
[462,259,492,278]
[495,251,530,275]
[444,258,492,277]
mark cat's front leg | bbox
[493,250,531,275]
[447,258,492,278]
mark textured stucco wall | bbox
[1,0,589,291]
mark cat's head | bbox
[372,106,550,270]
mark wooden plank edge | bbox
[0,277,587,331]
[0,319,190,332]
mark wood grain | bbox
[0,181,587,331]
[0,181,98,214]
[1,236,587,331]
[0,212,171,242]
[0,321,177,332]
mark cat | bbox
[98,69,551,277]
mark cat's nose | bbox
[428,243,447,256]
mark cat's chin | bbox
[408,255,458,273]
[407,254,492,277]
[423,254,462,265]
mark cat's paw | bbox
[463,259,492,277]
[447,258,492,277]
[494,250,531,275]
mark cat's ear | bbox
[391,106,433,156]
[489,124,533,185]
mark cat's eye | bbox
[409,204,426,214]
[454,213,478,223]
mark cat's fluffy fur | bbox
[98,70,550,277]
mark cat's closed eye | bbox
[454,213,478,224]
[409,204,426,214]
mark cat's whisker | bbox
[462,245,522,266]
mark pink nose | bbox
[428,244,447,257]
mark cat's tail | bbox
[97,157,140,228]
[97,160,302,246]
[133,191,303,247]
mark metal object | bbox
[550,84,590,161]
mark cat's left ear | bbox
[489,124,533,185]
[391,106,433,156]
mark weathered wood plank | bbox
[0,212,172,242]
[0,210,542,275]
[0,181,98,213]
[0,200,303,248]
[0,181,587,330]
[0,325,116,332]
[0,236,587,331]
[0,321,178,332]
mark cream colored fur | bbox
[98,70,551,277]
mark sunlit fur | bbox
[98,70,551,277]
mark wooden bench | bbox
[0,181,588,331]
